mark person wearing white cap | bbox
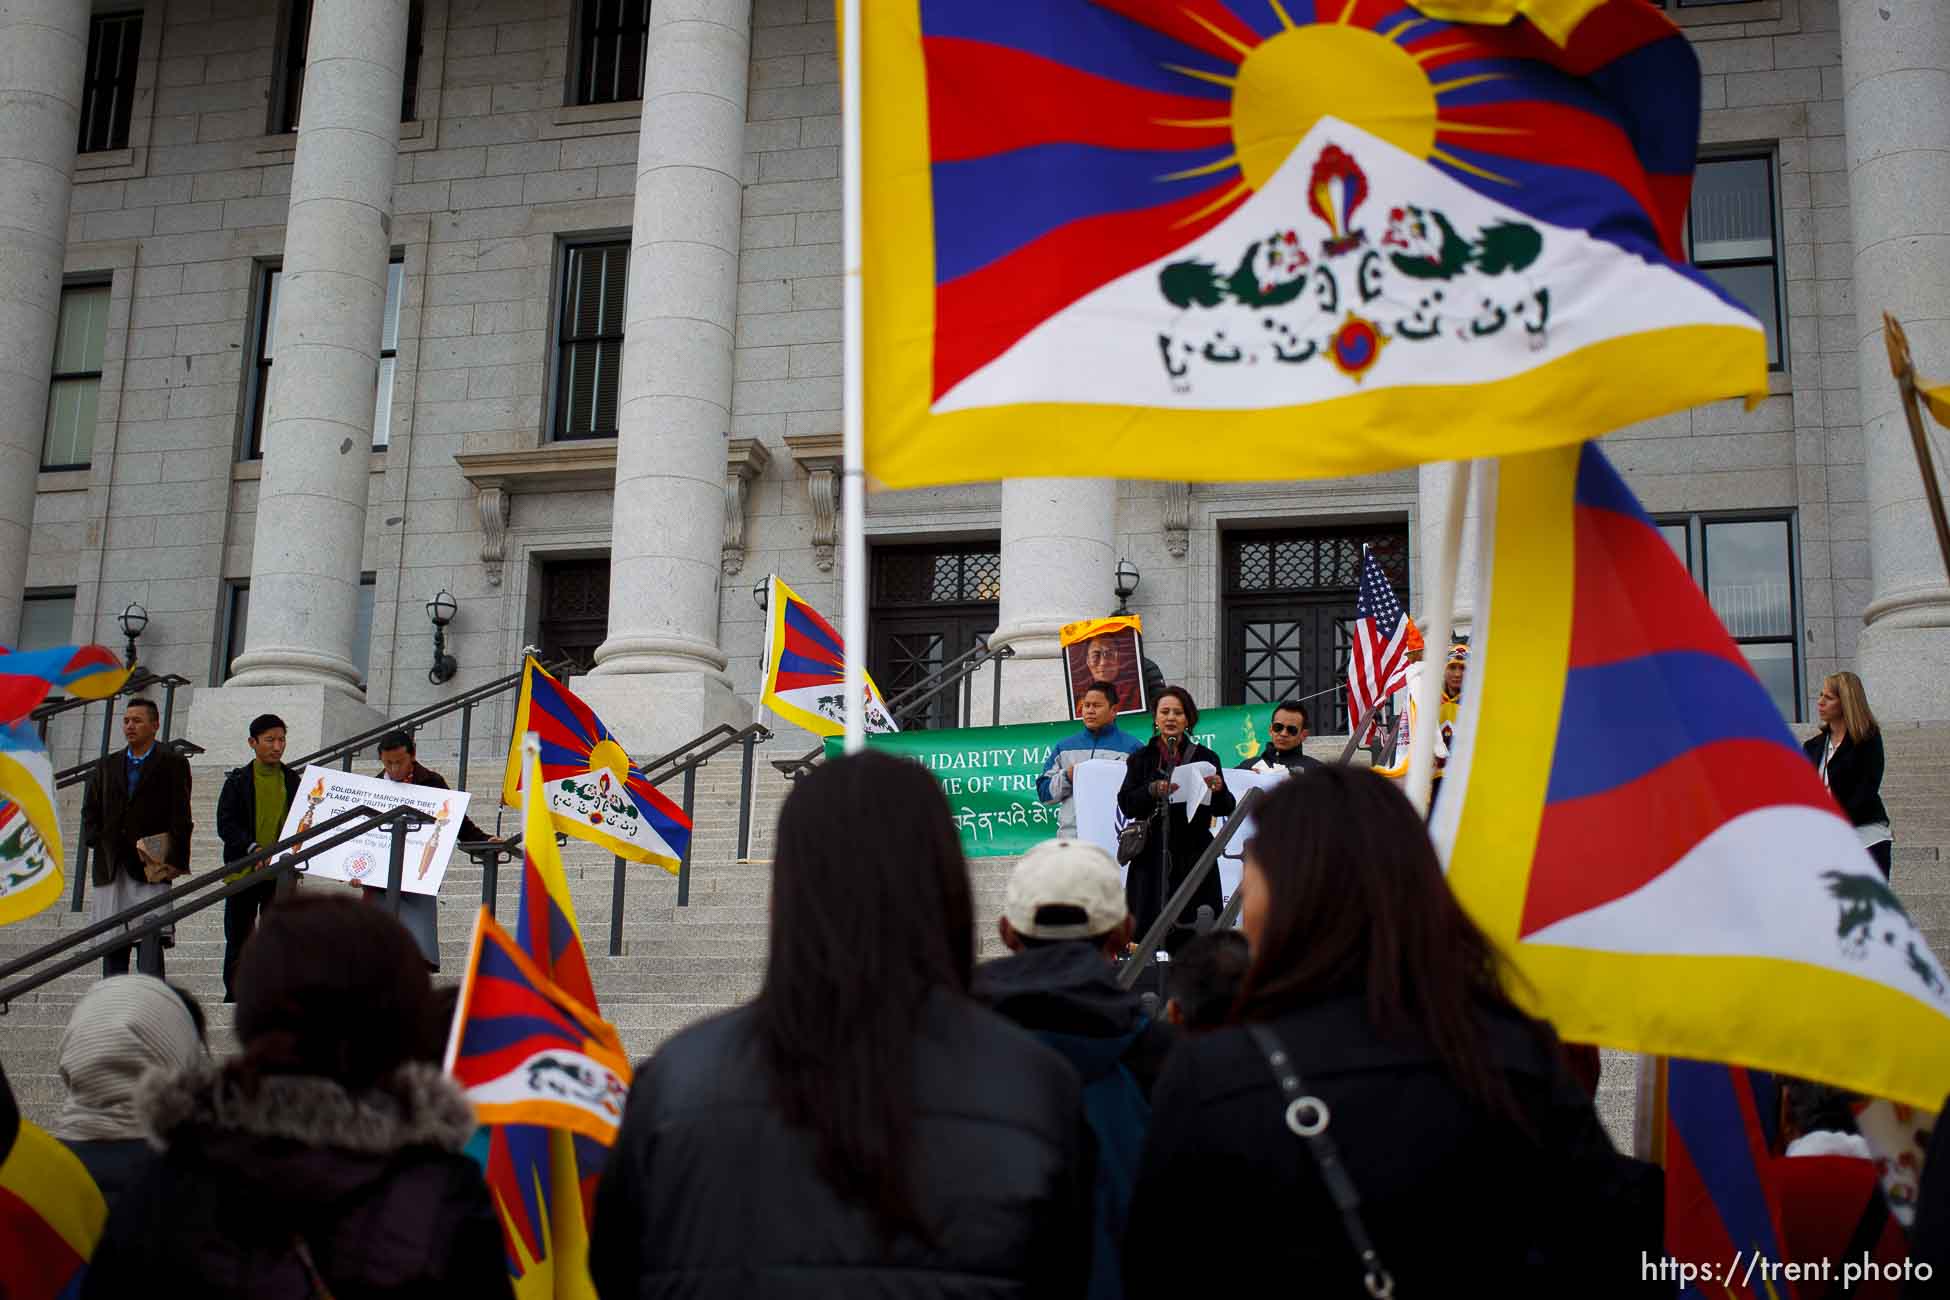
[973,837,1177,1300]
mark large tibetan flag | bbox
[0,723,63,927]
[1,1063,106,1299]
[0,643,129,723]
[758,575,899,737]
[500,658,692,872]
[1435,442,1950,1109]
[445,908,632,1145]
[860,0,1767,487]
[475,739,615,1300]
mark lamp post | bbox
[116,602,148,668]
[1112,558,1140,617]
[427,589,458,685]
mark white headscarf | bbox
[51,974,206,1143]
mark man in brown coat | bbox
[81,698,192,977]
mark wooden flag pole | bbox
[1406,461,1471,815]
[840,0,867,754]
[1883,312,1950,584]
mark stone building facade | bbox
[5,0,1947,772]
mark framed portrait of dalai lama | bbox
[1059,617,1146,718]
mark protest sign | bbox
[1073,761,1285,902]
[275,765,471,895]
[826,704,1279,858]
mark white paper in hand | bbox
[1169,761,1216,820]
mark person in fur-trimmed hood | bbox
[81,897,511,1300]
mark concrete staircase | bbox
[6,725,1946,1153]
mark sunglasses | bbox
[1270,722,1304,736]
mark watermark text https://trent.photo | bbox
[1643,1252,1934,1289]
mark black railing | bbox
[0,802,431,1011]
[772,639,1015,779]
[601,722,771,957]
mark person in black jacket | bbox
[81,896,510,1300]
[1806,670,1893,878]
[213,713,302,1002]
[1118,686,1235,957]
[1238,700,1321,775]
[591,751,1095,1300]
[1125,766,1657,1298]
[81,698,192,978]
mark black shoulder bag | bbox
[1245,1023,1397,1299]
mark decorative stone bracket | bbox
[783,432,843,572]
[1164,482,1191,558]
[477,486,510,586]
[722,437,772,576]
[455,443,619,586]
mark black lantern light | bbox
[752,575,770,612]
[1112,558,1141,616]
[116,601,149,667]
[426,589,458,684]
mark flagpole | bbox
[839,0,866,754]
[1407,460,1470,815]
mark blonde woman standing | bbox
[1804,671,1892,878]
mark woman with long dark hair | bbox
[592,751,1093,1299]
[1806,670,1893,878]
[1117,685,1235,955]
[1124,766,1648,1295]
[82,897,509,1299]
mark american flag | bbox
[1347,547,1410,736]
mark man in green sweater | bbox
[214,713,301,1002]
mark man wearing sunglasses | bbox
[1241,701,1321,775]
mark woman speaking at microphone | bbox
[1118,686,1234,958]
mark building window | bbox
[868,542,1002,730]
[1689,155,1783,369]
[1658,512,1800,721]
[42,284,110,471]
[573,0,651,106]
[246,256,402,458]
[18,589,77,653]
[554,242,628,441]
[1221,525,1408,730]
[79,12,142,153]
[220,574,375,683]
[277,0,424,131]
[537,558,610,676]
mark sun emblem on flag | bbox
[1327,313,1386,381]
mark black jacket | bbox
[82,1060,510,1300]
[1238,745,1321,773]
[1803,729,1889,828]
[215,762,303,866]
[973,943,1177,1100]
[391,760,490,843]
[1116,738,1237,877]
[82,744,192,887]
[590,992,1096,1299]
[1125,996,1661,1298]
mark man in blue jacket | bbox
[1037,680,1143,835]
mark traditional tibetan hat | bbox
[1447,643,1470,664]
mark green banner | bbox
[824,705,1278,857]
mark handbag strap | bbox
[1245,1023,1396,1300]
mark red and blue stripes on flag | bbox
[1665,1059,1793,1299]
[771,592,846,693]
[918,0,1718,399]
[0,644,130,725]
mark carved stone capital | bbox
[476,486,510,586]
[783,432,843,572]
[1163,482,1191,558]
[722,437,772,576]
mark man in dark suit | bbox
[81,698,192,977]
[1239,700,1322,775]
[213,712,301,1001]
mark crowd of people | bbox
[4,667,1916,1297]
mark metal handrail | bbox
[601,721,772,957]
[0,802,432,1010]
[1115,785,1267,992]
[771,639,1015,779]
[47,672,194,785]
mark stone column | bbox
[574,0,751,756]
[0,2,87,644]
[987,479,1117,723]
[1844,2,1950,719]
[190,0,404,753]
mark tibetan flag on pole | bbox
[0,1068,106,1299]
[758,575,898,737]
[501,659,692,872]
[1435,442,1950,1109]
[474,737,616,1300]
[1663,1060,1794,1298]
[858,0,1767,487]
[445,908,632,1145]
[0,643,129,722]
[0,723,63,928]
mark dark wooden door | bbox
[868,543,1000,730]
[537,558,609,675]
